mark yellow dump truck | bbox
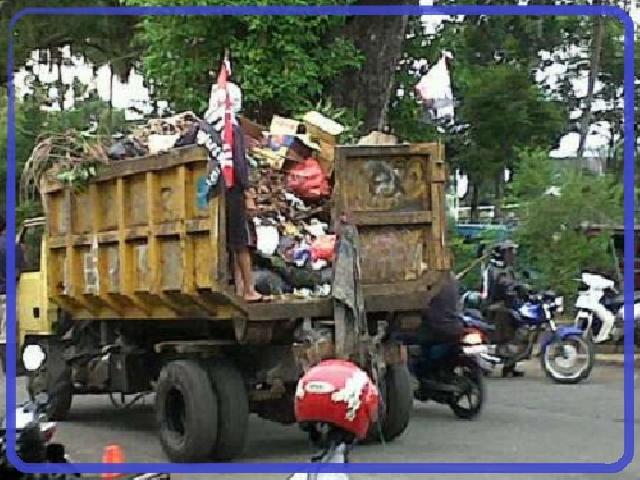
[17,141,451,462]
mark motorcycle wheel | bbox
[448,357,484,420]
[541,335,594,385]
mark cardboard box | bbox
[269,115,301,135]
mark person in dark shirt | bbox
[485,240,525,377]
[486,240,518,306]
[418,270,464,345]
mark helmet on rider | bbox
[491,239,518,267]
[294,359,379,447]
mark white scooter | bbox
[574,272,640,345]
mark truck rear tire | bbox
[207,360,249,460]
[367,363,412,443]
[156,360,218,462]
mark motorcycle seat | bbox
[603,292,640,309]
[464,308,483,320]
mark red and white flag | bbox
[217,53,235,188]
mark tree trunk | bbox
[56,50,65,112]
[470,182,480,223]
[494,172,503,222]
[329,0,415,134]
[108,64,114,133]
[577,3,604,161]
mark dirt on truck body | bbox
[18,141,451,462]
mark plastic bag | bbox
[311,235,336,263]
[286,158,330,201]
[255,224,280,256]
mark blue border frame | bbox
[5,4,635,476]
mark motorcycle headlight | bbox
[462,332,484,345]
[22,344,46,372]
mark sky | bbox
[13,3,636,159]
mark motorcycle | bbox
[1,392,78,480]
[407,318,488,420]
[574,272,640,346]
[463,287,595,384]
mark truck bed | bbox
[41,143,450,322]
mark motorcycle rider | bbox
[418,270,465,347]
[485,239,526,377]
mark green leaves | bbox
[123,0,361,123]
[512,149,623,298]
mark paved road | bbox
[1,361,638,480]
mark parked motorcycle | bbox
[463,287,595,384]
[574,272,640,346]
[407,318,488,420]
[1,392,77,480]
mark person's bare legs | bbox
[237,248,261,301]
[233,253,244,296]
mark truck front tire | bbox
[46,368,73,421]
[31,338,73,421]
[207,360,249,460]
[156,360,218,462]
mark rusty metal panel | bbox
[46,192,67,237]
[338,153,431,214]
[105,245,120,293]
[127,174,148,227]
[158,171,179,223]
[99,180,118,231]
[160,239,183,291]
[358,227,427,284]
[72,190,92,234]
[193,235,212,289]
[133,243,149,292]
[335,144,449,289]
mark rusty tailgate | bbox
[333,144,450,297]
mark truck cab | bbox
[1,217,57,373]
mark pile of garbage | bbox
[20,130,110,204]
[244,113,343,300]
[22,103,349,300]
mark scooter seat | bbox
[603,292,640,310]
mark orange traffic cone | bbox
[101,444,125,480]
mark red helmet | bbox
[294,359,379,441]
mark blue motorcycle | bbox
[463,288,594,384]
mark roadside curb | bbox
[595,355,640,368]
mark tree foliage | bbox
[0,84,126,224]
[122,0,363,124]
[512,149,623,298]
[1,0,138,88]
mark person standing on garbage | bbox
[204,56,263,303]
